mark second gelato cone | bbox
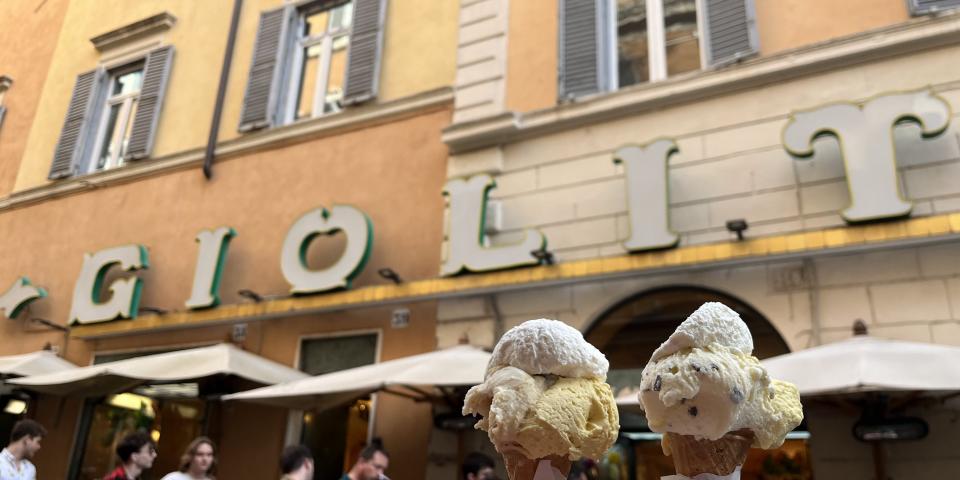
[503,453,571,480]
[663,430,754,477]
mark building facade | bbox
[1,1,960,480]
[436,0,960,479]
[0,0,457,479]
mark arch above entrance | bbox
[584,286,791,380]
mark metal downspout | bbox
[203,0,243,180]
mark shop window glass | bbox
[299,334,378,480]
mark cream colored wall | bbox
[755,0,910,56]
[15,0,233,192]
[216,0,458,143]
[15,0,458,192]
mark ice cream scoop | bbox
[464,319,620,479]
[638,302,803,477]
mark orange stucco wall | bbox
[0,0,68,196]
[7,104,450,480]
[505,0,558,113]
[755,0,910,56]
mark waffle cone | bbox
[663,429,754,477]
[503,452,572,480]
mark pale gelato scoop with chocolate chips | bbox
[638,302,802,449]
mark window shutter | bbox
[701,0,759,67]
[559,0,608,99]
[49,69,102,180]
[125,45,174,161]
[342,0,387,106]
[239,7,291,132]
[909,0,960,15]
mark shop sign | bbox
[0,90,952,325]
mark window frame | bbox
[86,61,145,174]
[282,0,354,125]
[609,0,707,89]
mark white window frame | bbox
[609,0,707,89]
[86,62,144,174]
[282,1,353,124]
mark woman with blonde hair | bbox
[161,436,217,480]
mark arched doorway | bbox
[584,286,809,480]
[585,286,790,374]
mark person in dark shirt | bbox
[102,432,156,480]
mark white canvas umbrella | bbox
[9,343,308,396]
[224,344,491,410]
[762,334,960,396]
[0,351,78,378]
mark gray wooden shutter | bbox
[559,0,608,100]
[343,0,387,106]
[125,45,174,161]
[702,0,759,67]
[239,7,290,132]
[909,0,960,14]
[49,69,101,180]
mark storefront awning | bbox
[763,335,960,396]
[223,345,490,410]
[0,351,77,377]
[8,343,307,396]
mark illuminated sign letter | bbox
[185,227,236,309]
[0,277,47,319]
[281,205,372,294]
[783,89,951,222]
[614,139,679,251]
[69,245,149,325]
[441,174,546,276]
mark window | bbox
[239,0,387,132]
[617,0,701,87]
[88,62,144,173]
[298,333,378,480]
[560,0,757,99]
[49,46,174,180]
[285,1,354,122]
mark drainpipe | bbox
[203,0,243,180]
[803,258,822,346]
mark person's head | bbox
[352,439,389,480]
[115,431,156,470]
[179,436,216,476]
[9,419,46,458]
[462,452,495,480]
[280,445,314,476]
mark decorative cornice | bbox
[91,12,177,51]
[443,13,960,153]
[0,87,453,213]
[70,212,960,339]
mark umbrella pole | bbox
[871,441,887,480]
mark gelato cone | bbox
[638,302,803,478]
[464,319,619,479]
[503,452,571,480]
[663,430,753,477]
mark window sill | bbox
[2,87,452,212]
[442,12,960,154]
